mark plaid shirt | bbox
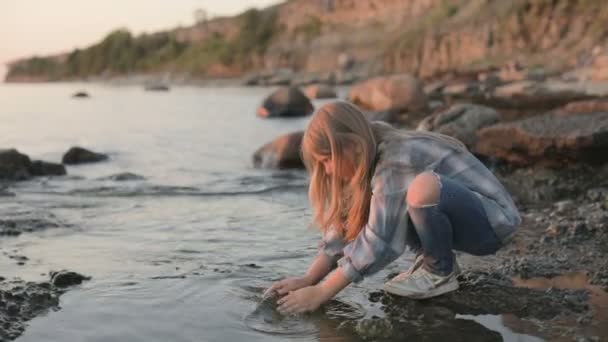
[319,125,521,283]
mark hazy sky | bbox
[0,0,282,77]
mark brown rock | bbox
[485,81,595,110]
[253,131,304,169]
[417,104,501,148]
[304,84,337,99]
[349,74,428,113]
[476,111,608,166]
[556,99,608,115]
[442,82,481,99]
[257,87,314,118]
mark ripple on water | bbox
[237,282,365,339]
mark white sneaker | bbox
[404,254,424,277]
[403,254,461,277]
[384,266,459,299]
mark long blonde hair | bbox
[301,101,467,241]
[301,101,377,241]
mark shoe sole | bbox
[383,280,459,299]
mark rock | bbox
[256,87,314,118]
[144,83,170,91]
[28,160,66,177]
[476,111,608,166]
[303,84,337,99]
[337,53,355,70]
[333,70,357,85]
[586,187,608,202]
[291,73,321,86]
[243,74,259,86]
[99,172,145,181]
[71,91,89,98]
[424,81,445,100]
[484,80,597,110]
[349,74,428,113]
[497,62,526,83]
[62,147,108,165]
[265,69,294,86]
[569,222,590,238]
[417,104,501,148]
[545,222,567,237]
[253,131,304,169]
[428,100,445,112]
[50,270,90,288]
[0,149,32,181]
[0,273,86,341]
[0,217,61,236]
[478,73,503,90]
[0,187,15,197]
[554,200,575,213]
[442,82,481,99]
[556,99,608,115]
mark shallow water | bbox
[1,83,547,341]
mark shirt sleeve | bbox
[337,168,408,283]
[318,227,347,269]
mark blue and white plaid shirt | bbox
[319,123,521,283]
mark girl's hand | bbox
[277,285,330,314]
[267,276,312,296]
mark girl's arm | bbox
[304,253,334,285]
[268,253,334,296]
[278,267,351,314]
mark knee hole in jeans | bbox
[406,171,441,208]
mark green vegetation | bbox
[7,8,279,80]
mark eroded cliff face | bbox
[383,0,608,79]
[259,0,608,79]
[6,0,608,82]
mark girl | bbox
[270,101,520,314]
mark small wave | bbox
[18,183,308,198]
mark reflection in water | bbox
[457,314,544,342]
[513,272,608,339]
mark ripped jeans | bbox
[406,174,503,276]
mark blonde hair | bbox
[302,101,376,241]
[302,101,467,241]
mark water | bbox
[1,83,545,341]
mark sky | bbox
[0,0,282,78]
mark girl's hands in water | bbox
[267,277,312,296]
[277,285,329,314]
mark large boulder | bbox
[304,84,337,99]
[253,131,304,169]
[476,111,608,166]
[482,80,597,110]
[417,104,501,148]
[349,74,428,113]
[555,99,608,115]
[257,87,314,118]
[29,160,66,176]
[0,149,31,181]
[1,149,68,180]
[62,147,108,165]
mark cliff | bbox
[5,0,608,83]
